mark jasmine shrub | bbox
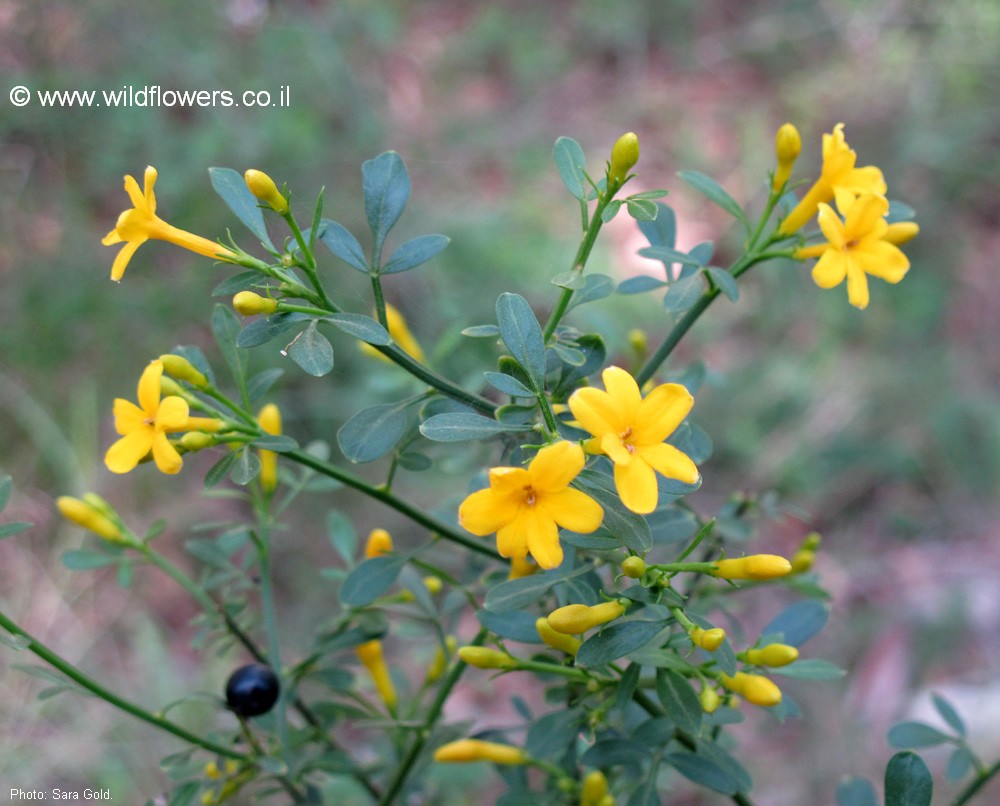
[1,124,979,805]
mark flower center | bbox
[620,427,636,454]
[523,486,537,507]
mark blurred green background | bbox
[2,0,999,802]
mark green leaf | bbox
[208,167,275,250]
[666,750,737,795]
[237,312,311,349]
[212,270,268,297]
[0,521,32,539]
[576,621,666,668]
[627,198,658,221]
[61,549,118,570]
[420,412,529,442]
[475,609,544,644]
[617,276,667,295]
[363,151,410,254]
[339,556,405,607]
[638,244,704,268]
[483,371,535,398]
[317,219,369,273]
[250,434,299,452]
[528,709,586,760]
[573,474,652,553]
[204,451,237,488]
[579,738,650,769]
[168,781,201,806]
[396,451,432,471]
[566,273,615,311]
[0,632,30,650]
[601,199,624,223]
[638,202,676,249]
[552,342,586,367]
[762,601,830,647]
[770,658,845,680]
[884,751,932,806]
[946,746,974,782]
[835,776,878,806]
[484,564,593,612]
[382,234,449,274]
[663,273,705,313]
[887,200,916,224]
[338,398,415,463]
[553,136,588,200]
[887,721,951,749]
[0,475,12,512]
[932,692,966,737]
[211,304,246,386]
[550,270,586,290]
[325,313,391,345]
[326,511,357,565]
[247,368,284,403]
[461,324,500,338]
[706,266,739,302]
[677,170,750,230]
[655,668,702,734]
[495,292,546,389]
[230,446,261,486]
[287,322,334,377]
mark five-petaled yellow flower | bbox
[794,191,914,310]
[103,165,237,281]
[458,441,603,570]
[568,366,699,515]
[105,360,191,475]
[778,123,887,236]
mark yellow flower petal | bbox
[459,488,520,536]
[109,236,145,282]
[123,172,146,210]
[105,430,153,474]
[600,432,633,465]
[540,488,603,534]
[151,431,183,474]
[843,194,889,239]
[112,398,148,436]
[601,366,642,422]
[633,383,693,444]
[568,387,624,436]
[614,457,658,514]
[157,395,191,432]
[488,466,532,494]
[495,518,530,562]
[137,361,163,414]
[811,250,849,290]
[518,505,562,569]
[855,241,910,283]
[816,203,846,249]
[527,441,585,493]
[845,260,871,309]
[637,442,699,485]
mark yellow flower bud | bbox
[690,626,726,652]
[720,671,781,707]
[56,496,124,543]
[356,640,397,710]
[772,123,802,191]
[364,528,393,558]
[158,376,186,398]
[223,760,240,776]
[433,738,527,765]
[580,769,609,806]
[159,354,209,388]
[256,403,282,493]
[179,432,217,451]
[458,646,518,670]
[745,643,799,668]
[232,291,278,316]
[627,328,647,357]
[547,601,626,635]
[883,221,920,246]
[423,575,443,594]
[203,761,222,780]
[700,685,721,714]
[201,792,217,806]
[609,132,640,185]
[620,556,646,579]
[536,618,582,656]
[507,555,538,579]
[711,554,792,581]
[426,635,456,684]
[597,796,616,806]
[790,549,814,574]
[244,169,289,214]
[360,303,425,363]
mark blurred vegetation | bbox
[2,0,999,802]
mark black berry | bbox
[225,663,280,717]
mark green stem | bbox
[371,275,388,328]
[377,628,488,806]
[372,343,496,415]
[284,211,334,310]
[283,449,504,562]
[0,608,249,761]
[951,757,1000,806]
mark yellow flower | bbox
[433,739,527,765]
[244,169,288,214]
[458,441,603,569]
[745,643,799,667]
[105,360,190,475]
[458,646,518,670]
[56,496,124,543]
[720,671,782,707]
[608,131,640,186]
[547,601,625,635]
[568,366,699,514]
[103,166,237,281]
[793,192,912,310]
[580,770,610,806]
[690,626,726,652]
[364,528,393,558]
[778,124,887,236]
[536,617,582,656]
[711,554,792,581]
[356,640,397,711]
[772,123,802,191]
[361,303,425,363]
[257,403,282,493]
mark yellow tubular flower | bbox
[568,366,699,514]
[745,644,799,667]
[507,555,538,580]
[547,601,625,635]
[458,441,604,569]
[536,617,582,656]
[721,672,782,707]
[356,640,397,711]
[712,554,792,581]
[244,169,289,214]
[778,123,887,236]
[772,123,802,191]
[256,403,282,493]
[361,303,425,363]
[690,626,726,652]
[56,496,124,543]
[433,739,527,765]
[364,528,393,558]
[103,166,237,281]
[458,646,518,670]
[105,360,190,475]
[232,291,279,316]
[794,191,912,310]
[580,770,610,806]
[609,131,640,186]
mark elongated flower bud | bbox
[772,123,802,191]
[580,770,609,806]
[720,671,782,707]
[233,291,278,316]
[744,643,799,667]
[433,739,527,765]
[690,626,726,652]
[356,640,397,710]
[700,685,722,714]
[364,528,393,558]
[57,496,124,543]
[159,354,210,389]
[711,554,792,581]
[256,403,282,493]
[609,132,640,186]
[425,635,457,684]
[507,555,537,579]
[179,431,217,451]
[458,646,518,670]
[536,617,582,656]
[883,221,920,246]
[547,601,626,635]
[244,169,289,214]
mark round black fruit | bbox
[225,663,280,717]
